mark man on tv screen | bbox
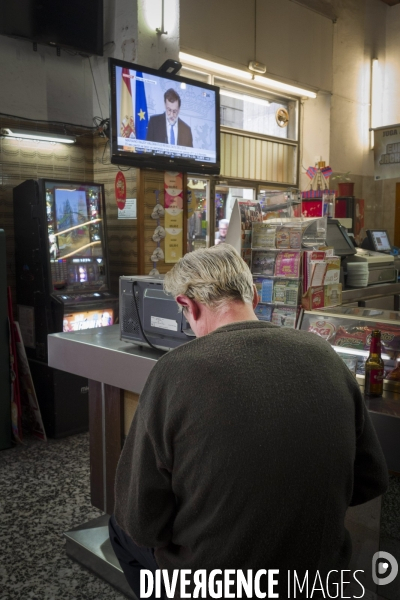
[146,88,193,147]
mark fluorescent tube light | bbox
[220,89,270,106]
[333,345,390,361]
[254,75,317,99]
[179,52,253,81]
[179,52,317,99]
[1,128,76,144]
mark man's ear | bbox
[252,285,259,310]
[176,295,200,321]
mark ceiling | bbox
[380,0,400,6]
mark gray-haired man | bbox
[110,244,388,599]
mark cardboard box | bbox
[301,283,342,310]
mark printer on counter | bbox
[120,276,195,351]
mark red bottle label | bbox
[370,337,381,354]
[369,368,384,384]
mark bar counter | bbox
[47,325,399,599]
[48,324,400,507]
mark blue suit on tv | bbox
[146,113,193,147]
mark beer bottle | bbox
[365,330,384,397]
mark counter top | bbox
[48,325,400,419]
[48,325,165,394]
[342,282,400,303]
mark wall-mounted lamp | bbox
[370,58,381,150]
[156,0,167,34]
[1,128,76,144]
[179,52,318,99]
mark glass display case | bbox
[299,306,400,393]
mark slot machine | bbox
[13,179,118,437]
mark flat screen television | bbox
[109,58,220,174]
[0,0,103,56]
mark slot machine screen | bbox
[45,182,107,293]
[63,308,114,332]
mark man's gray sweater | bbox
[114,321,388,593]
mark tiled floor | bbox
[0,433,399,600]
[0,433,126,600]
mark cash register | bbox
[349,229,397,285]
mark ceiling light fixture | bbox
[179,52,318,99]
[220,89,270,106]
[1,128,76,144]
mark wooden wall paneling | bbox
[182,172,188,254]
[0,116,95,315]
[143,170,165,275]
[104,384,124,516]
[137,169,145,274]
[394,183,400,248]
[124,390,140,436]
[88,379,104,511]
[93,137,138,290]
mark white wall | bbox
[329,0,386,181]
[180,0,333,93]
[0,36,94,125]
[383,4,400,127]
[300,92,331,191]
[0,0,180,128]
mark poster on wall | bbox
[374,124,400,180]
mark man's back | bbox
[115,320,388,594]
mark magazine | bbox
[251,251,276,276]
[274,251,301,278]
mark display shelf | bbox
[250,217,328,328]
[298,307,400,392]
[251,247,303,251]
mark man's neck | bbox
[198,302,258,336]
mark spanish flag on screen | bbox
[135,72,148,140]
[120,68,135,139]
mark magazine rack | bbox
[249,217,329,328]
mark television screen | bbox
[109,58,220,174]
[369,230,391,253]
[326,219,356,258]
[0,0,103,56]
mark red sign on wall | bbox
[115,171,127,210]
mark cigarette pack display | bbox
[274,251,301,278]
[251,251,276,276]
[255,304,273,322]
